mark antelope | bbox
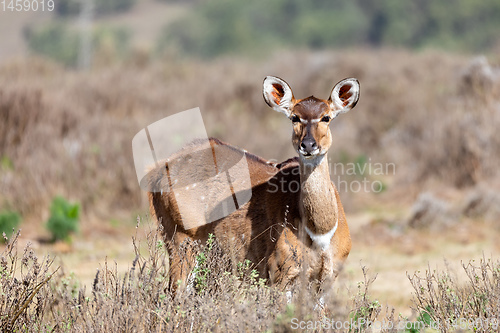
[147,76,359,293]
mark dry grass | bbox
[3,217,499,332]
[1,49,499,225]
[0,232,57,332]
[1,218,404,332]
[1,49,500,331]
[409,257,500,332]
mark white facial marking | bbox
[300,148,320,156]
[298,149,323,162]
[298,118,322,125]
[305,221,338,251]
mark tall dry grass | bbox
[409,257,500,333]
[0,49,499,228]
[3,217,499,332]
[0,218,401,332]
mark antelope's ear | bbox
[328,78,360,117]
[263,76,295,117]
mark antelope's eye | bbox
[321,115,331,122]
[291,114,300,123]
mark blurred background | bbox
[1,0,500,312]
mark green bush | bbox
[156,0,200,3]
[93,25,131,58]
[25,22,80,67]
[54,0,79,16]
[55,0,136,17]
[158,0,500,58]
[0,211,21,242]
[46,196,79,242]
[0,156,14,171]
[25,23,131,67]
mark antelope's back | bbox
[147,138,280,232]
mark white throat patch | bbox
[299,153,325,167]
[305,221,338,251]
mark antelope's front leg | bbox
[267,228,303,290]
[167,232,197,294]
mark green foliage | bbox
[61,272,80,299]
[373,181,387,194]
[46,196,79,242]
[294,1,368,49]
[0,156,14,171]
[53,0,78,16]
[156,0,200,3]
[409,259,500,333]
[354,154,368,176]
[55,0,136,17]
[405,306,435,332]
[159,0,500,58]
[192,234,266,293]
[349,273,382,331]
[272,304,296,331]
[0,211,21,242]
[237,259,262,285]
[25,22,79,67]
[358,0,500,52]
[158,0,366,58]
[94,26,131,57]
[192,233,214,292]
[25,23,131,67]
[350,298,381,330]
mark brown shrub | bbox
[1,50,499,227]
[0,217,399,332]
[462,184,500,222]
[407,192,458,230]
[409,258,500,333]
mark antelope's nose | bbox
[300,138,317,154]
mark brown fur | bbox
[148,77,358,293]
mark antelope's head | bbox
[263,76,359,160]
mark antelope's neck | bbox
[299,154,338,235]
